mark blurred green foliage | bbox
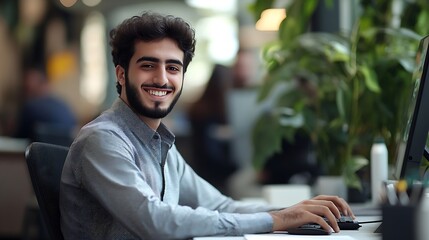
[250,0,428,189]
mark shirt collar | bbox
[111,98,175,148]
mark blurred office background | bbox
[0,0,358,239]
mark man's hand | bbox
[268,195,354,233]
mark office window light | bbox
[80,11,107,106]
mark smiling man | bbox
[59,12,354,240]
[118,39,184,128]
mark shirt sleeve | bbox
[171,145,280,216]
[79,130,274,239]
[175,147,279,235]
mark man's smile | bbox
[143,87,173,97]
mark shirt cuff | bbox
[225,212,273,235]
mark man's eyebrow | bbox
[136,56,183,66]
[166,59,183,66]
[136,56,159,63]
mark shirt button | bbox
[153,135,159,140]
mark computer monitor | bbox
[393,35,429,182]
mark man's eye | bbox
[141,64,154,69]
[168,66,180,71]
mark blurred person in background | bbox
[231,48,260,89]
[60,12,354,239]
[187,64,237,194]
[14,64,77,146]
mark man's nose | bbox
[153,68,168,86]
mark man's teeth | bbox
[148,90,167,96]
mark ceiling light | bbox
[82,0,102,7]
[185,0,236,13]
[255,8,286,31]
[59,0,77,8]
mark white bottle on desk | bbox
[371,137,388,204]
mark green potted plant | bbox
[250,0,425,194]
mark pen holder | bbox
[382,205,417,240]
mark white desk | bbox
[194,216,382,240]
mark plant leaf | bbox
[252,113,286,169]
[360,66,381,93]
[278,0,318,46]
[343,156,369,190]
[247,0,275,23]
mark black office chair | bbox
[25,142,69,240]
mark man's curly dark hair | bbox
[109,12,196,94]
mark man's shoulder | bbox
[69,124,133,164]
[80,116,127,141]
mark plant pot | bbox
[347,187,367,203]
[347,169,370,203]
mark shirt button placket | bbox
[152,133,165,200]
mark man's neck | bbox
[139,115,161,131]
[119,97,161,131]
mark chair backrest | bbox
[25,142,69,240]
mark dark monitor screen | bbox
[393,35,429,182]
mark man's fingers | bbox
[270,203,342,233]
[300,204,340,232]
[301,199,341,219]
[311,195,355,218]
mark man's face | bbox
[118,38,184,119]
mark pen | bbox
[396,180,409,205]
[386,183,398,205]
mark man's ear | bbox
[115,65,126,85]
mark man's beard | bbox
[125,74,182,119]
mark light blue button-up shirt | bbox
[60,99,275,240]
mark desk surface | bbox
[0,136,29,153]
[194,216,382,240]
